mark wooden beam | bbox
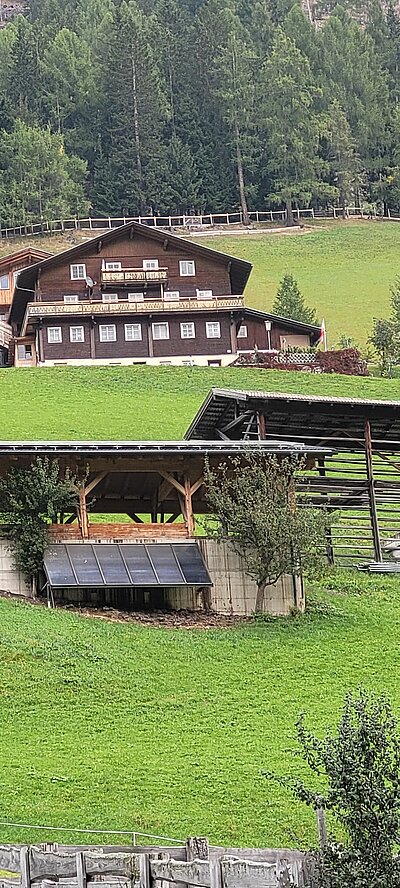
[159,470,186,497]
[190,477,204,496]
[129,225,135,239]
[166,513,180,523]
[163,238,169,251]
[128,513,144,523]
[97,240,103,253]
[364,420,382,562]
[85,471,108,496]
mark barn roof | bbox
[185,388,400,447]
[0,439,330,457]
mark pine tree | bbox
[272,273,317,324]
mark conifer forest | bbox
[1,0,400,224]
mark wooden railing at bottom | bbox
[0,840,314,888]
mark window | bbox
[128,292,144,302]
[99,324,116,342]
[143,259,159,270]
[47,327,62,344]
[0,274,9,290]
[179,260,196,277]
[208,359,222,367]
[164,291,180,301]
[206,321,221,339]
[64,294,79,304]
[17,344,32,360]
[152,322,169,341]
[125,324,142,341]
[238,325,248,338]
[196,289,213,300]
[70,326,84,343]
[70,264,86,281]
[102,293,118,303]
[180,322,195,339]
[105,261,122,271]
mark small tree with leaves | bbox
[204,453,329,611]
[267,689,400,888]
[272,274,317,326]
[369,277,400,375]
[0,457,78,585]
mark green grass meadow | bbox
[1,222,400,850]
[2,364,400,440]
[203,221,400,346]
[0,575,399,849]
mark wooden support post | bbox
[230,317,238,356]
[257,412,266,440]
[79,484,89,539]
[316,807,327,849]
[364,420,382,562]
[318,458,334,565]
[184,477,195,536]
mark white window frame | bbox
[17,344,32,360]
[0,273,9,290]
[102,293,118,303]
[47,327,62,344]
[237,325,248,338]
[179,260,196,277]
[64,294,79,304]
[105,261,122,271]
[70,263,86,281]
[143,259,159,270]
[196,289,213,300]
[206,321,221,339]
[180,322,195,340]
[69,326,84,343]
[125,323,142,342]
[128,292,144,302]
[164,290,180,301]
[99,324,117,343]
[152,322,170,341]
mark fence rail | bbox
[0,206,392,241]
[0,841,313,888]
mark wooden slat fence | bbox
[0,843,315,888]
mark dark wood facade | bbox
[9,223,320,367]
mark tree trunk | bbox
[235,120,250,226]
[285,198,294,227]
[130,50,143,208]
[255,580,267,612]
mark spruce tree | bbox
[272,273,317,325]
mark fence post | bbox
[20,847,30,888]
[209,853,222,888]
[139,853,150,888]
[76,852,87,888]
[316,807,327,849]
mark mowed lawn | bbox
[0,577,399,849]
[203,221,400,345]
[2,365,400,439]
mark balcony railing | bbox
[22,296,244,333]
[101,268,168,284]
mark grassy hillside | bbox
[1,365,400,439]
[0,576,399,849]
[198,221,400,346]
[1,219,400,346]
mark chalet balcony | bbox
[22,295,245,333]
[101,268,168,285]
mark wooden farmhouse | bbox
[7,222,320,367]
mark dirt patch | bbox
[60,603,252,630]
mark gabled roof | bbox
[10,222,252,327]
[0,247,52,273]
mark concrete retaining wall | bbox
[0,539,31,597]
[168,539,304,616]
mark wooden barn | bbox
[186,387,400,567]
[0,438,329,615]
[8,222,321,367]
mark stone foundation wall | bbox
[0,539,32,597]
